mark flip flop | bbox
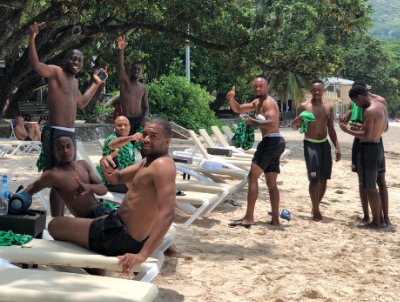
[176,190,186,196]
[228,220,252,228]
[223,199,242,207]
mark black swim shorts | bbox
[357,142,385,189]
[89,210,147,256]
[252,135,286,173]
[303,139,332,181]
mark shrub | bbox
[148,75,222,131]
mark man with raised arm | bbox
[28,21,107,217]
[116,36,149,135]
[226,76,286,227]
[292,80,341,222]
[48,118,176,274]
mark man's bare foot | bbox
[164,245,193,260]
[361,216,370,222]
[269,218,280,226]
[363,221,387,229]
[385,218,392,226]
[312,212,323,221]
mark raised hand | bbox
[116,36,127,50]
[29,22,46,39]
[130,132,142,142]
[226,86,236,101]
[100,149,120,175]
[93,66,108,84]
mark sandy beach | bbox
[1,123,399,301]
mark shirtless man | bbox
[23,135,110,218]
[340,85,388,228]
[48,118,176,273]
[116,36,149,135]
[14,116,41,141]
[292,80,341,221]
[340,81,390,225]
[29,22,106,217]
[226,76,286,227]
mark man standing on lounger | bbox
[339,85,388,228]
[292,80,341,222]
[28,22,107,217]
[48,118,176,273]
[116,36,149,135]
[226,75,286,227]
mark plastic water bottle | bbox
[0,175,9,215]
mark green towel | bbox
[0,230,33,246]
[299,111,315,134]
[232,118,255,150]
[101,200,118,210]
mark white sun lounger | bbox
[199,128,254,158]
[0,238,164,283]
[0,266,158,302]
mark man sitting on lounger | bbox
[24,135,112,218]
[48,118,177,273]
[14,116,41,141]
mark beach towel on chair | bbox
[232,118,254,150]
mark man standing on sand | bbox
[116,36,149,135]
[340,80,390,225]
[48,119,176,273]
[28,22,107,217]
[292,80,341,222]
[340,85,388,228]
[226,76,286,227]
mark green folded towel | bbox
[0,230,33,246]
[299,111,316,134]
[101,200,118,210]
[232,118,255,150]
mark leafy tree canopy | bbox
[0,0,372,117]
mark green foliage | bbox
[93,103,114,115]
[368,0,400,41]
[339,33,400,115]
[148,75,221,130]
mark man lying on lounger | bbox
[48,118,177,273]
[14,116,42,141]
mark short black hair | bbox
[311,79,324,86]
[349,85,368,99]
[149,118,172,138]
[352,80,367,88]
[255,75,270,83]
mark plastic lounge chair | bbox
[199,128,254,157]
[172,130,251,171]
[0,266,158,302]
[76,141,125,204]
[211,126,256,155]
[0,238,163,283]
